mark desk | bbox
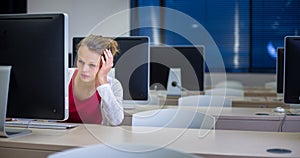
[150,90,289,108]
[229,96,289,108]
[204,87,278,97]
[0,124,300,158]
[123,106,300,132]
[244,89,277,97]
[164,96,289,108]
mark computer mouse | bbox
[274,107,285,113]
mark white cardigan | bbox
[68,68,124,126]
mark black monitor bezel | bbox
[283,36,300,104]
[150,45,205,91]
[276,47,284,94]
[0,13,68,121]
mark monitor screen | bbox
[150,46,205,91]
[0,13,68,120]
[276,47,284,94]
[72,37,81,67]
[73,36,150,103]
[284,36,300,104]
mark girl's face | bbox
[76,45,102,82]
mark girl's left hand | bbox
[97,49,113,85]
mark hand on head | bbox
[97,49,114,85]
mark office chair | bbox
[132,109,215,129]
[205,88,244,97]
[215,80,243,90]
[48,143,198,158]
[178,95,232,107]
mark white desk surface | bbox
[0,124,300,158]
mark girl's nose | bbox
[82,64,89,71]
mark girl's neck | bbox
[73,74,97,101]
[74,74,96,91]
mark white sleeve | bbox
[97,77,124,126]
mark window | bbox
[131,0,300,73]
[251,0,300,72]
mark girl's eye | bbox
[89,64,96,68]
[78,60,84,64]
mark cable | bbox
[26,119,34,129]
[171,81,188,91]
[277,111,289,132]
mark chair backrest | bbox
[48,144,198,158]
[132,109,215,129]
[178,95,232,107]
[215,80,243,90]
[205,88,244,97]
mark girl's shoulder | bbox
[107,76,121,85]
[67,68,77,84]
[68,68,77,75]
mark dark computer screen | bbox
[0,13,68,120]
[284,36,300,104]
[150,46,205,91]
[276,47,284,94]
[72,37,82,67]
[73,36,150,103]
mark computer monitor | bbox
[73,36,150,104]
[72,37,81,67]
[150,46,205,91]
[283,36,300,105]
[276,47,284,94]
[0,13,68,137]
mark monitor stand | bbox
[166,68,182,97]
[276,93,283,101]
[0,66,31,138]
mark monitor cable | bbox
[277,110,288,132]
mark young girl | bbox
[67,34,124,125]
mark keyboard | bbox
[6,120,78,130]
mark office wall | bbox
[27,0,275,87]
[27,0,130,53]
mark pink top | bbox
[66,69,103,124]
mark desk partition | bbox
[123,106,300,132]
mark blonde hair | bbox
[77,34,119,56]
